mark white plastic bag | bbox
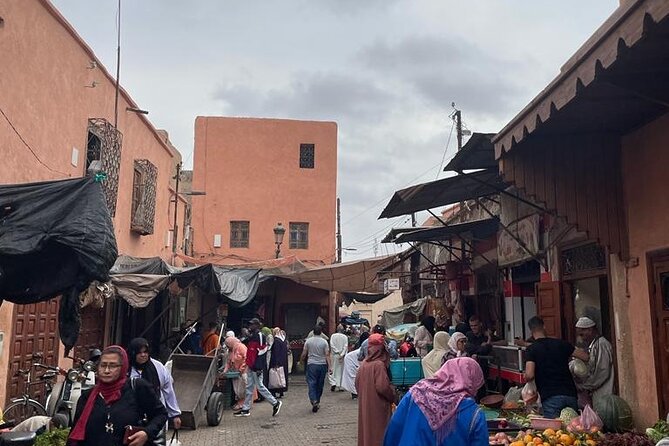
[168,430,182,446]
[522,381,538,405]
[269,366,286,389]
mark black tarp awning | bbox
[0,177,118,353]
[444,133,496,172]
[173,264,261,307]
[393,218,499,243]
[341,291,390,305]
[379,169,507,219]
[111,256,262,308]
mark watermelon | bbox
[560,407,578,425]
[594,395,634,432]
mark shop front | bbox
[493,0,669,425]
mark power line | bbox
[436,119,455,179]
[0,105,68,176]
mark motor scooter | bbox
[0,421,34,446]
[45,349,100,426]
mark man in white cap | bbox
[574,316,614,405]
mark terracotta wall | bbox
[618,111,669,426]
[0,0,184,405]
[192,117,337,263]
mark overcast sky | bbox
[53,0,617,261]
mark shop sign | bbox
[498,214,540,266]
[384,278,400,293]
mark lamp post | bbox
[273,223,286,259]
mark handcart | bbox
[169,324,227,429]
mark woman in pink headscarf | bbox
[383,357,488,446]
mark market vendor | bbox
[524,316,590,418]
[574,317,614,405]
[464,315,506,357]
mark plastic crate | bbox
[390,358,424,388]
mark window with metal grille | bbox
[130,159,158,235]
[230,221,250,248]
[86,118,122,216]
[299,144,315,169]
[289,222,309,249]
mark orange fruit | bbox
[560,434,574,446]
[524,434,534,443]
[533,437,544,445]
[544,429,556,437]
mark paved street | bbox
[178,376,359,445]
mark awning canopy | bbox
[279,254,398,293]
[379,169,507,219]
[109,256,262,307]
[444,133,496,172]
[494,0,669,157]
[392,218,499,244]
[341,291,390,305]
[381,227,433,243]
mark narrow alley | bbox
[178,377,359,446]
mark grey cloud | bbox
[356,35,526,116]
[300,0,401,16]
[213,71,397,123]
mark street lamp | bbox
[273,223,286,259]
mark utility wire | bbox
[0,105,68,176]
[436,119,455,179]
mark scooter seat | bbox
[0,431,37,446]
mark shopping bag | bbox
[232,374,247,400]
[167,430,181,446]
[521,381,538,405]
[566,404,604,434]
[268,366,286,389]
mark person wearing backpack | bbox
[233,318,283,418]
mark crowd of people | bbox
[57,310,614,446]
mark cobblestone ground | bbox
[177,376,359,445]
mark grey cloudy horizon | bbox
[53,0,618,261]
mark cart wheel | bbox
[206,392,224,426]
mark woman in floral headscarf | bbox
[383,357,488,446]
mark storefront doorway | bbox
[560,242,613,344]
[647,251,669,417]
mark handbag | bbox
[268,366,286,389]
[130,377,167,446]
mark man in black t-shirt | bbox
[524,316,589,419]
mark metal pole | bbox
[336,197,342,263]
[114,0,121,129]
[455,109,463,151]
[172,162,181,261]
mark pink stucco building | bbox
[0,0,187,405]
[191,117,338,264]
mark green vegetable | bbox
[646,420,669,443]
[560,407,579,424]
[594,395,634,432]
[35,427,70,446]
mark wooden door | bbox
[649,256,669,416]
[7,299,60,401]
[536,281,562,338]
[75,306,106,361]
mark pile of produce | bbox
[489,428,598,446]
[596,432,653,446]
[646,420,669,444]
[35,428,70,446]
